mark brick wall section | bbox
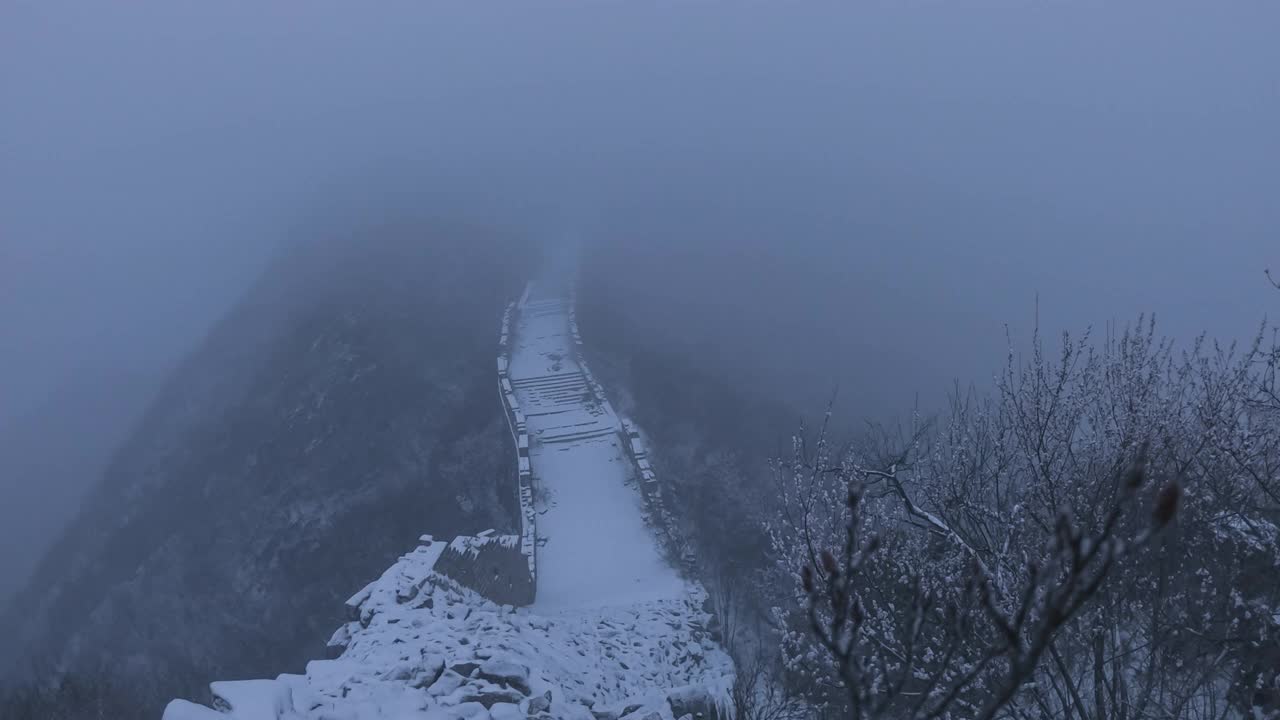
[432,534,535,607]
[497,296,537,592]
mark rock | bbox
[451,662,481,678]
[427,670,467,697]
[490,703,524,720]
[527,690,552,714]
[344,585,373,621]
[591,710,619,720]
[667,686,720,720]
[478,659,532,695]
[325,625,351,659]
[452,701,490,719]
[397,581,421,604]
[381,662,415,681]
[621,704,644,717]
[161,700,225,720]
[209,680,296,718]
[412,657,446,689]
[462,688,526,709]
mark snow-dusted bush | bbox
[767,317,1280,719]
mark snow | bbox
[526,435,684,610]
[210,680,296,718]
[162,536,732,720]
[162,700,227,720]
[508,288,685,612]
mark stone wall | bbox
[432,533,535,607]
[497,294,537,592]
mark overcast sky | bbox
[2,1,1278,596]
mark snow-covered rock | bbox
[166,537,732,720]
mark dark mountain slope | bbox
[0,371,159,606]
[0,226,528,714]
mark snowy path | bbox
[509,287,685,612]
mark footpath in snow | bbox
[508,285,685,612]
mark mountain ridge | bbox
[0,228,530,716]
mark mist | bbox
[2,1,1277,605]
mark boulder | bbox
[452,701,491,719]
[210,679,296,718]
[478,659,532,695]
[161,700,225,720]
[428,670,467,697]
[326,625,352,659]
[412,657,446,689]
[382,662,420,682]
[490,703,525,720]
[462,687,526,709]
[527,690,553,714]
[397,581,422,604]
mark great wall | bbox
[161,275,733,720]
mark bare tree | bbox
[766,316,1280,719]
[731,644,810,720]
[800,445,1177,720]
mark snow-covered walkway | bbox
[508,285,685,612]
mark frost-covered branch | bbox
[800,446,1180,720]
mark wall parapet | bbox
[566,288,685,568]
[497,297,537,595]
[432,532,535,607]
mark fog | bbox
[2,2,1277,600]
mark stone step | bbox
[511,374,585,389]
[539,426,619,445]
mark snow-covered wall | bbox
[433,533,534,607]
[498,298,538,587]
[566,289,681,565]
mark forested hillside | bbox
[0,228,529,717]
